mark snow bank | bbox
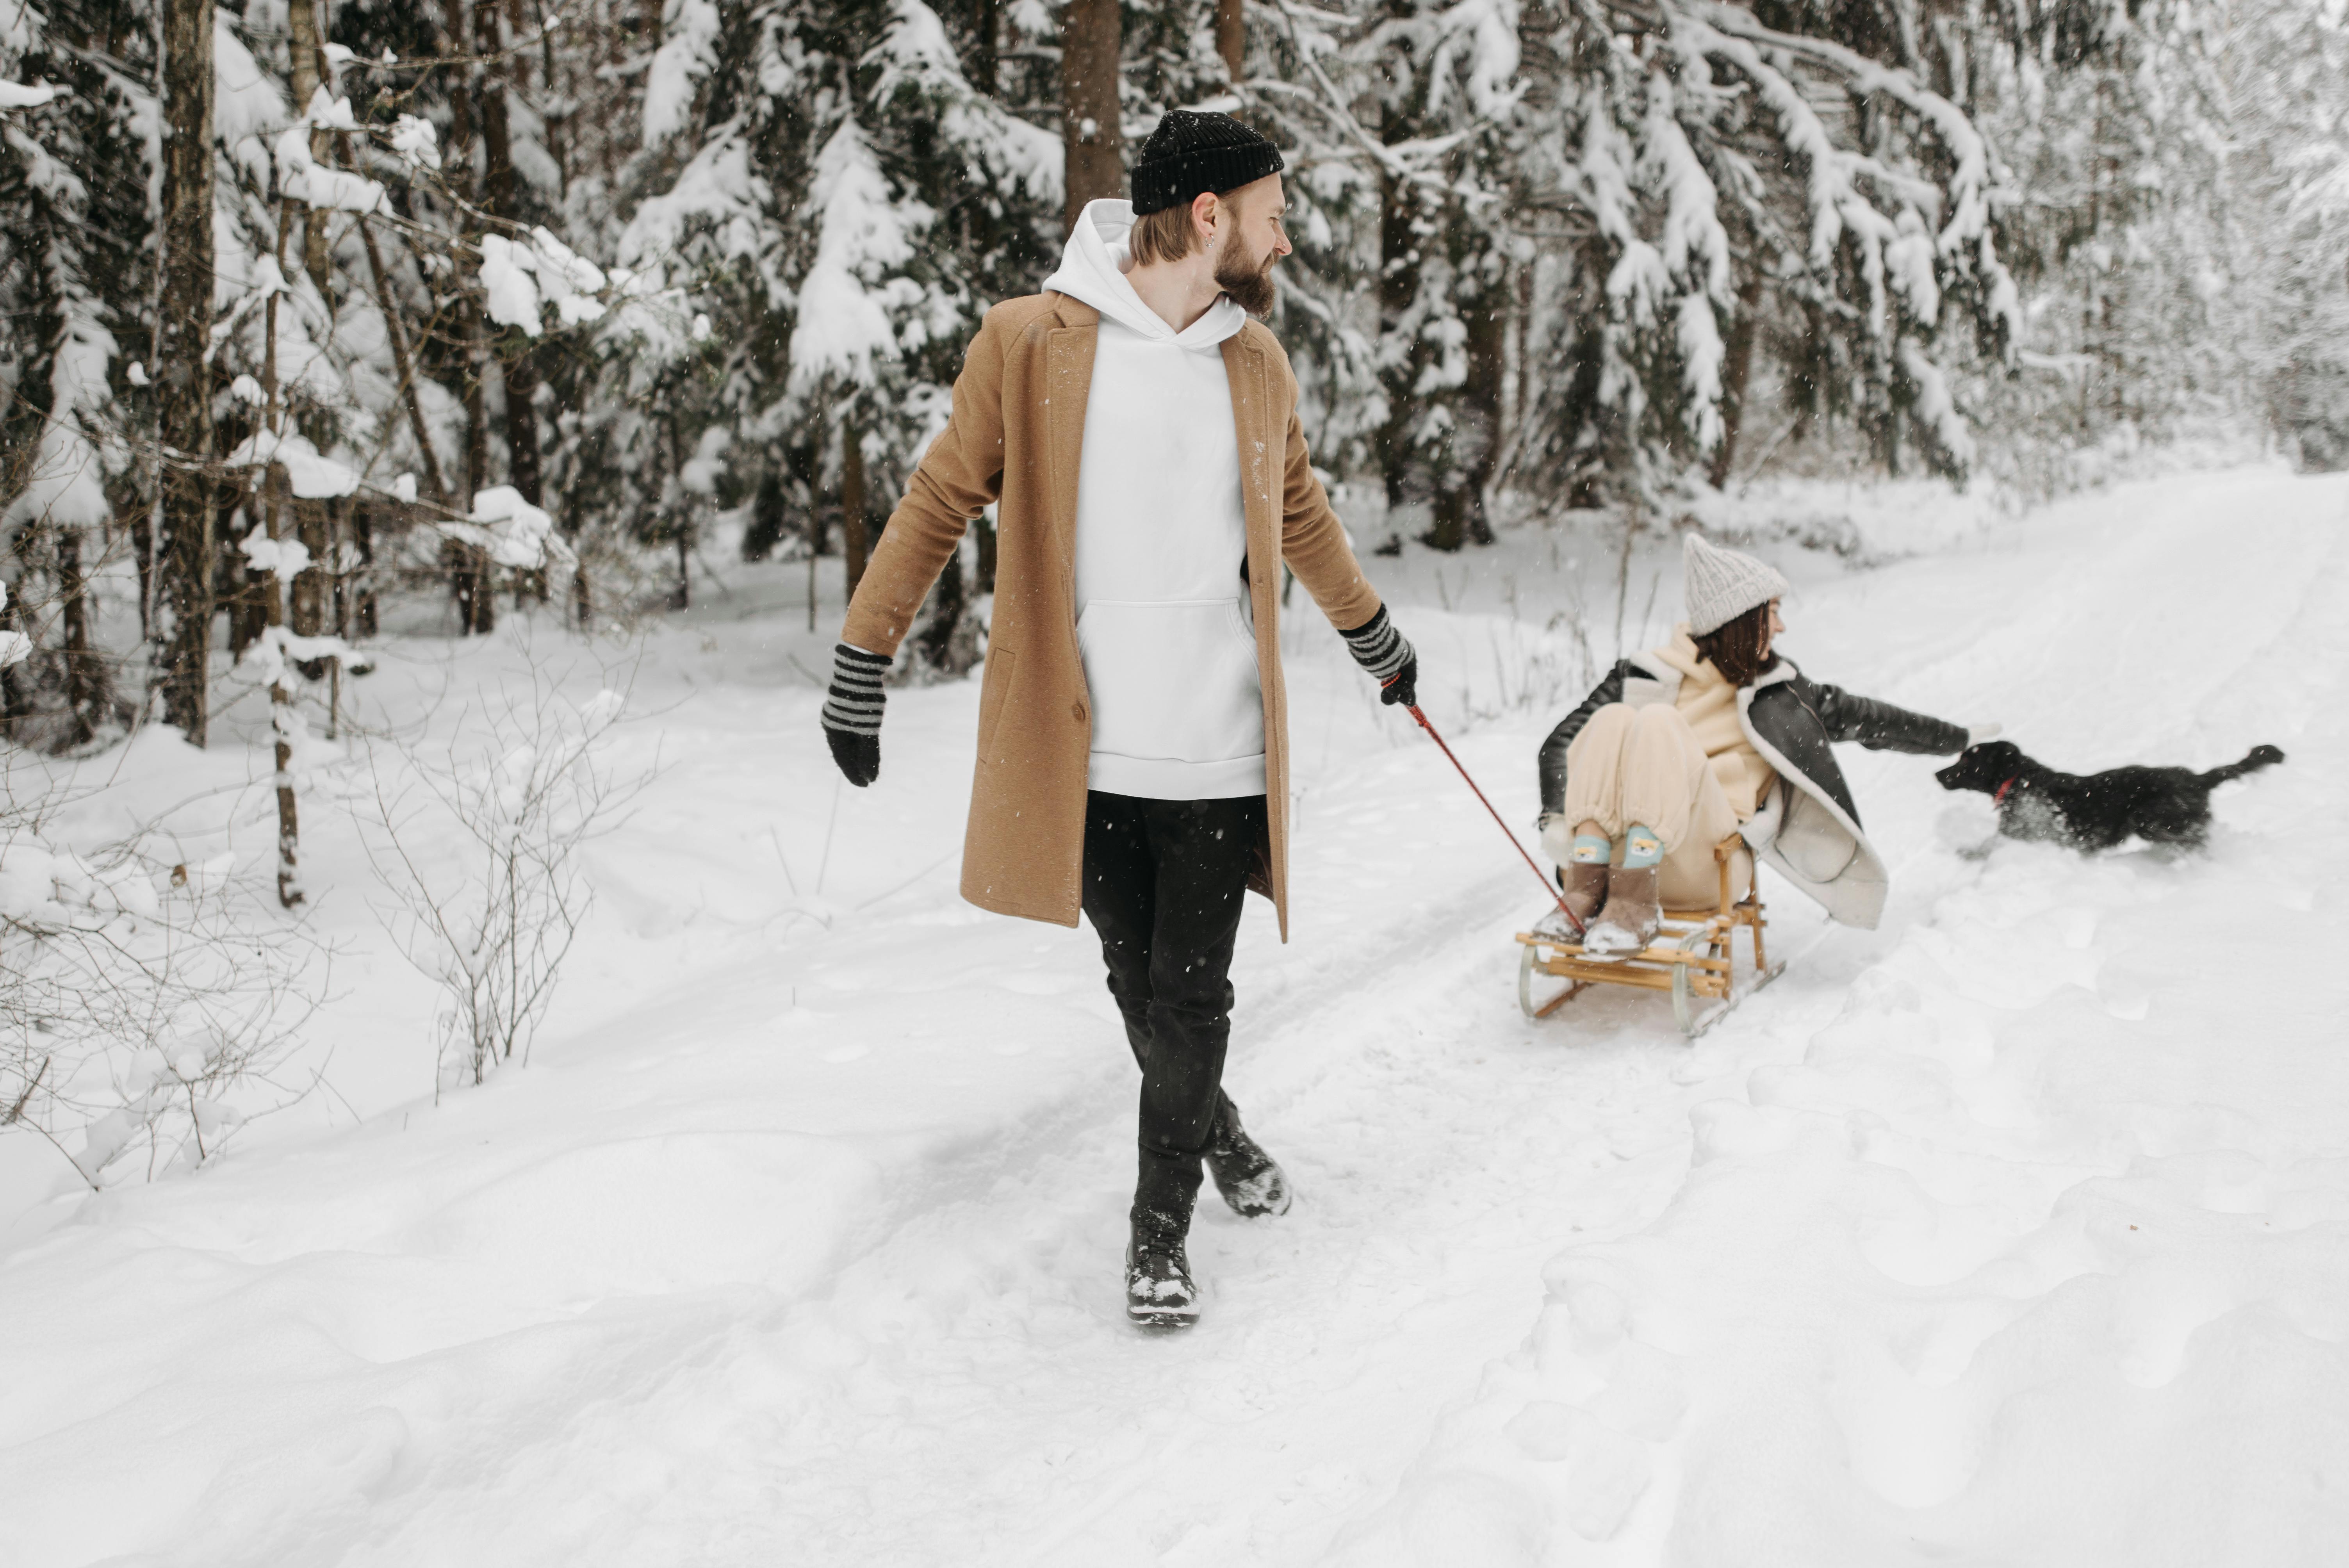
[1334,472,2349,1565]
[2,467,2341,1564]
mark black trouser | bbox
[1080,790,1266,1250]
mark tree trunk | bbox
[262,214,304,909]
[442,0,495,634]
[1452,269,1506,547]
[841,423,870,597]
[157,0,215,745]
[506,350,543,506]
[463,336,490,511]
[292,502,328,641]
[456,329,495,633]
[355,505,380,637]
[357,212,447,502]
[481,49,548,609]
[1215,0,1244,82]
[1375,162,1424,534]
[1060,0,1123,233]
[971,0,999,93]
[130,474,157,641]
[1509,257,1531,468]
[478,0,516,222]
[57,525,107,747]
[1708,262,1766,488]
[291,496,330,677]
[288,0,331,295]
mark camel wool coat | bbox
[839,292,1385,939]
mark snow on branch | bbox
[222,428,361,499]
[1693,3,1989,253]
[643,0,722,141]
[2,312,116,534]
[479,228,612,337]
[868,0,1062,205]
[786,118,933,396]
[1675,7,2021,353]
[435,485,578,572]
[617,127,769,282]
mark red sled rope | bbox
[1386,681,1586,938]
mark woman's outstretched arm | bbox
[1799,674,1969,754]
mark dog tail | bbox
[2200,744,2285,787]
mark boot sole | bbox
[1127,1306,1200,1332]
[1221,1186,1292,1219]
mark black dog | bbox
[1935,739,2285,852]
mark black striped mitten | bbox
[1341,606,1417,707]
[820,643,891,787]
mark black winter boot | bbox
[1204,1098,1292,1218]
[1128,1148,1203,1331]
[1125,1237,1201,1331]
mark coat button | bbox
[1073,702,1087,722]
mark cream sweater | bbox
[1650,627,1777,819]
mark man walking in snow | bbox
[818,111,1419,1330]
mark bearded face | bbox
[1214,241,1277,317]
[1210,187,1285,317]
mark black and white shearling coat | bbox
[1538,651,1967,928]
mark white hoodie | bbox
[1039,200,1264,800]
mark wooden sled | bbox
[1515,835,1785,1038]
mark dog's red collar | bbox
[1993,776,2018,805]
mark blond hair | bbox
[1128,201,1201,267]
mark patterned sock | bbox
[1622,824,1663,869]
[1570,834,1611,865]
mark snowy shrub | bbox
[0,763,326,1187]
[362,668,651,1092]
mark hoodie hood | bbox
[1040,199,1248,349]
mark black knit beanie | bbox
[1130,110,1286,216]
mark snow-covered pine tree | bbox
[0,0,151,748]
[1944,0,2251,491]
[597,0,1056,654]
[1359,0,1520,549]
[1500,0,2019,505]
[2214,0,2349,470]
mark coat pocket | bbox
[977,644,1018,757]
[1077,599,1265,764]
[1775,787,1859,882]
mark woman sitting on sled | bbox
[1536,534,1993,951]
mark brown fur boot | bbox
[1539,858,1609,939]
[1584,864,1661,955]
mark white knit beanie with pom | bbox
[1682,532,1790,636]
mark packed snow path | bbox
[5,470,2346,1564]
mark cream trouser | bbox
[1561,703,1752,909]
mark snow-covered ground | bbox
[4,467,2345,1565]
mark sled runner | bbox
[1515,835,1784,1037]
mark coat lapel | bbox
[1042,295,1100,580]
[1221,332,1276,584]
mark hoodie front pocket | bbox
[1077,599,1265,764]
